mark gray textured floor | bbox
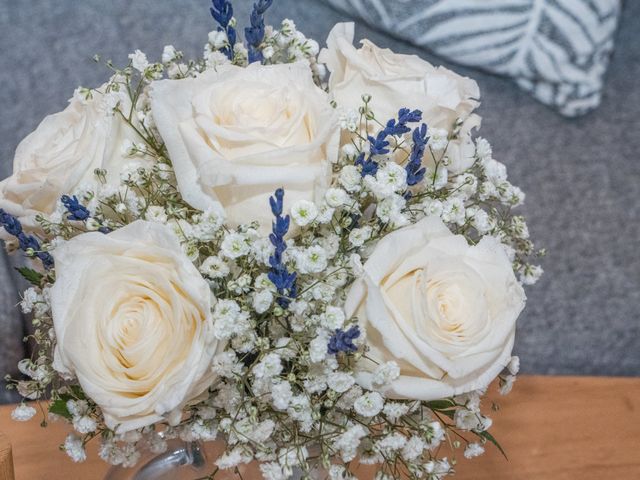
[0,0,638,400]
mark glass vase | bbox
[104,440,327,480]
[104,440,211,480]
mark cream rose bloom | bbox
[51,221,223,432]
[345,216,525,401]
[151,62,339,230]
[319,23,480,174]
[0,86,138,237]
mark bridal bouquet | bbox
[2,1,543,478]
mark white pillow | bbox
[324,0,621,116]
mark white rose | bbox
[0,85,140,237]
[50,221,224,432]
[151,62,339,231]
[319,23,480,173]
[346,216,525,401]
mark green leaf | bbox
[477,430,508,460]
[15,266,44,286]
[69,385,86,399]
[48,399,72,420]
[426,399,456,411]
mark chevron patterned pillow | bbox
[324,0,621,116]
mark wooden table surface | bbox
[0,432,14,480]
[0,375,639,480]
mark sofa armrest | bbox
[0,251,25,404]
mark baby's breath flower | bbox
[402,436,426,461]
[20,288,41,314]
[425,458,452,479]
[475,137,492,160]
[212,351,242,378]
[499,375,516,395]
[482,158,508,184]
[375,432,407,455]
[339,110,359,132]
[296,245,328,274]
[271,380,293,410]
[253,290,274,314]
[260,462,287,480]
[354,391,384,417]
[425,421,446,449]
[291,200,318,226]
[128,49,149,72]
[426,165,448,190]
[429,128,449,151]
[221,232,250,259]
[349,253,364,276]
[208,30,228,49]
[376,194,406,224]
[325,187,350,208]
[162,45,178,63]
[464,442,485,459]
[199,256,230,279]
[212,300,249,340]
[205,50,231,69]
[253,353,283,379]
[470,208,494,233]
[348,226,372,247]
[455,409,492,432]
[309,333,329,363]
[520,264,544,285]
[333,424,367,462]
[11,404,36,422]
[382,402,409,422]
[64,434,87,463]
[508,356,521,375]
[315,204,336,224]
[372,361,401,387]
[339,165,362,192]
[73,415,97,434]
[442,197,466,225]
[327,372,355,393]
[216,446,252,470]
[321,306,346,330]
[144,205,168,223]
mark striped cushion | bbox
[324,0,621,116]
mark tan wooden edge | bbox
[0,432,15,480]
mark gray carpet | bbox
[0,0,638,401]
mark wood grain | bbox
[0,432,15,480]
[0,375,639,480]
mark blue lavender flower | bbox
[210,0,237,60]
[405,123,429,186]
[268,188,297,308]
[355,152,379,177]
[356,108,423,178]
[0,210,21,237]
[61,195,111,233]
[368,131,391,156]
[384,108,423,137]
[0,209,54,269]
[328,325,361,355]
[245,0,274,63]
[61,195,90,221]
